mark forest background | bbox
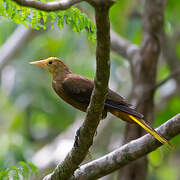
[0,0,180,179]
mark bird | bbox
[30,57,172,147]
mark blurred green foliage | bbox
[0,161,38,180]
[0,0,179,180]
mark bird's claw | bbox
[101,110,107,120]
[74,127,81,149]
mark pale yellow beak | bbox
[29,60,47,68]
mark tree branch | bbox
[0,25,38,73]
[70,114,180,180]
[154,30,180,113]
[110,30,139,60]
[12,0,83,11]
[43,2,112,180]
[31,116,112,179]
[160,31,180,87]
[153,68,180,90]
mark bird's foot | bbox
[101,110,107,120]
[74,126,81,149]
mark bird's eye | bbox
[48,61,53,65]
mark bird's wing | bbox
[62,74,94,104]
[62,75,143,118]
[107,89,132,107]
[105,99,143,119]
[105,89,143,119]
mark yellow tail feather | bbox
[128,115,173,148]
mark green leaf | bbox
[48,12,56,30]
[0,161,38,180]
[0,171,9,180]
[19,161,30,178]
[57,16,64,30]
[27,161,38,176]
[8,166,19,180]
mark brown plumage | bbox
[30,57,172,147]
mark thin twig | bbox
[154,68,180,90]
[160,31,180,86]
[111,30,139,60]
[13,0,83,11]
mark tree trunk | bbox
[118,0,167,180]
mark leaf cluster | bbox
[0,161,38,180]
[0,0,96,40]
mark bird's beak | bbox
[29,60,47,68]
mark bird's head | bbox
[30,57,70,76]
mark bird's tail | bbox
[128,115,173,148]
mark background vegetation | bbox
[0,0,179,179]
